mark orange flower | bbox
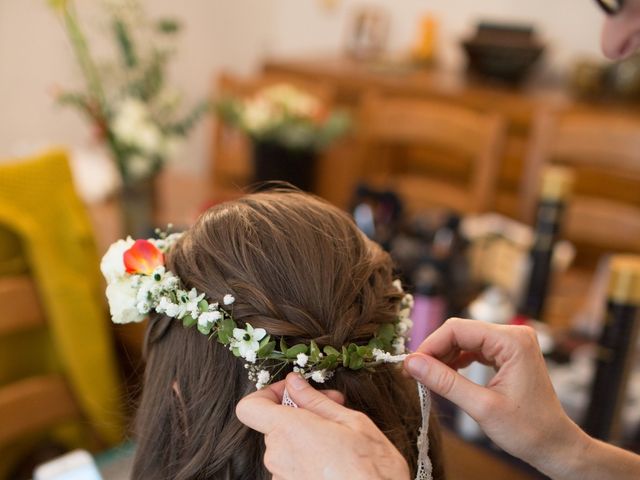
[123,239,164,275]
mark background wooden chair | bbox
[355,92,506,215]
[0,274,83,475]
[210,72,335,194]
[521,108,640,262]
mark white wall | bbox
[269,0,605,71]
[0,0,272,173]
[0,0,606,174]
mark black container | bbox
[461,21,545,84]
[520,166,573,321]
[584,255,640,442]
[252,140,317,192]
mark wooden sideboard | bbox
[262,55,640,222]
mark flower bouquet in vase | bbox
[49,0,207,238]
[217,84,350,191]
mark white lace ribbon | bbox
[281,376,432,480]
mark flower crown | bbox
[101,230,414,389]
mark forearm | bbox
[537,428,640,480]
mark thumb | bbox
[285,373,352,423]
[404,353,495,421]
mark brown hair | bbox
[132,189,444,480]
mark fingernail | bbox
[288,373,307,391]
[406,355,428,378]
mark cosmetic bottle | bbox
[408,264,446,351]
[520,166,573,321]
[584,255,640,442]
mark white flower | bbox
[197,310,221,327]
[392,279,403,293]
[113,97,164,156]
[180,288,205,318]
[373,348,392,362]
[402,293,415,309]
[244,350,257,363]
[256,369,271,389]
[128,155,154,181]
[233,323,267,359]
[311,370,328,383]
[296,353,309,367]
[243,98,275,134]
[106,277,145,324]
[223,294,235,305]
[395,318,412,335]
[100,237,134,283]
[392,336,406,355]
[157,296,181,318]
[135,123,163,155]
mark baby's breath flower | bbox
[296,353,309,367]
[223,294,235,305]
[256,369,270,389]
[311,370,327,383]
[245,350,257,363]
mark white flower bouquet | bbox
[217,84,350,151]
[48,0,208,185]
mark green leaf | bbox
[309,340,321,363]
[231,347,241,358]
[368,337,385,350]
[279,337,288,354]
[377,323,396,343]
[342,345,349,367]
[356,345,372,358]
[197,323,212,335]
[318,354,338,370]
[259,335,271,348]
[323,346,341,357]
[257,341,276,357]
[182,314,196,328]
[285,343,309,359]
[217,318,236,344]
[156,18,181,34]
[198,299,209,312]
[113,19,137,68]
[348,355,364,370]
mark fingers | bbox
[285,373,352,423]
[404,353,497,420]
[416,318,529,368]
[236,377,346,434]
[235,380,292,434]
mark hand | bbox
[404,318,589,479]
[236,373,410,480]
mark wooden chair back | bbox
[0,275,81,449]
[521,108,640,256]
[210,72,334,192]
[356,92,506,214]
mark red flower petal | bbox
[124,239,164,275]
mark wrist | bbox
[534,423,593,480]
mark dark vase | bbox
[251,140,317,192]
[120,176,158,239]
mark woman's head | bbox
[133,189,443,479]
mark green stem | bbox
[62,2,106,112]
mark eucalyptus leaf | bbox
[182,314,196,328]
[257,341,276,357]
[279,337,288,355]
[309,340,321,363]
[349,355,365,370]
[323,345,341,357]
[285,344,309,359]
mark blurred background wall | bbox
[0,0,605,174]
